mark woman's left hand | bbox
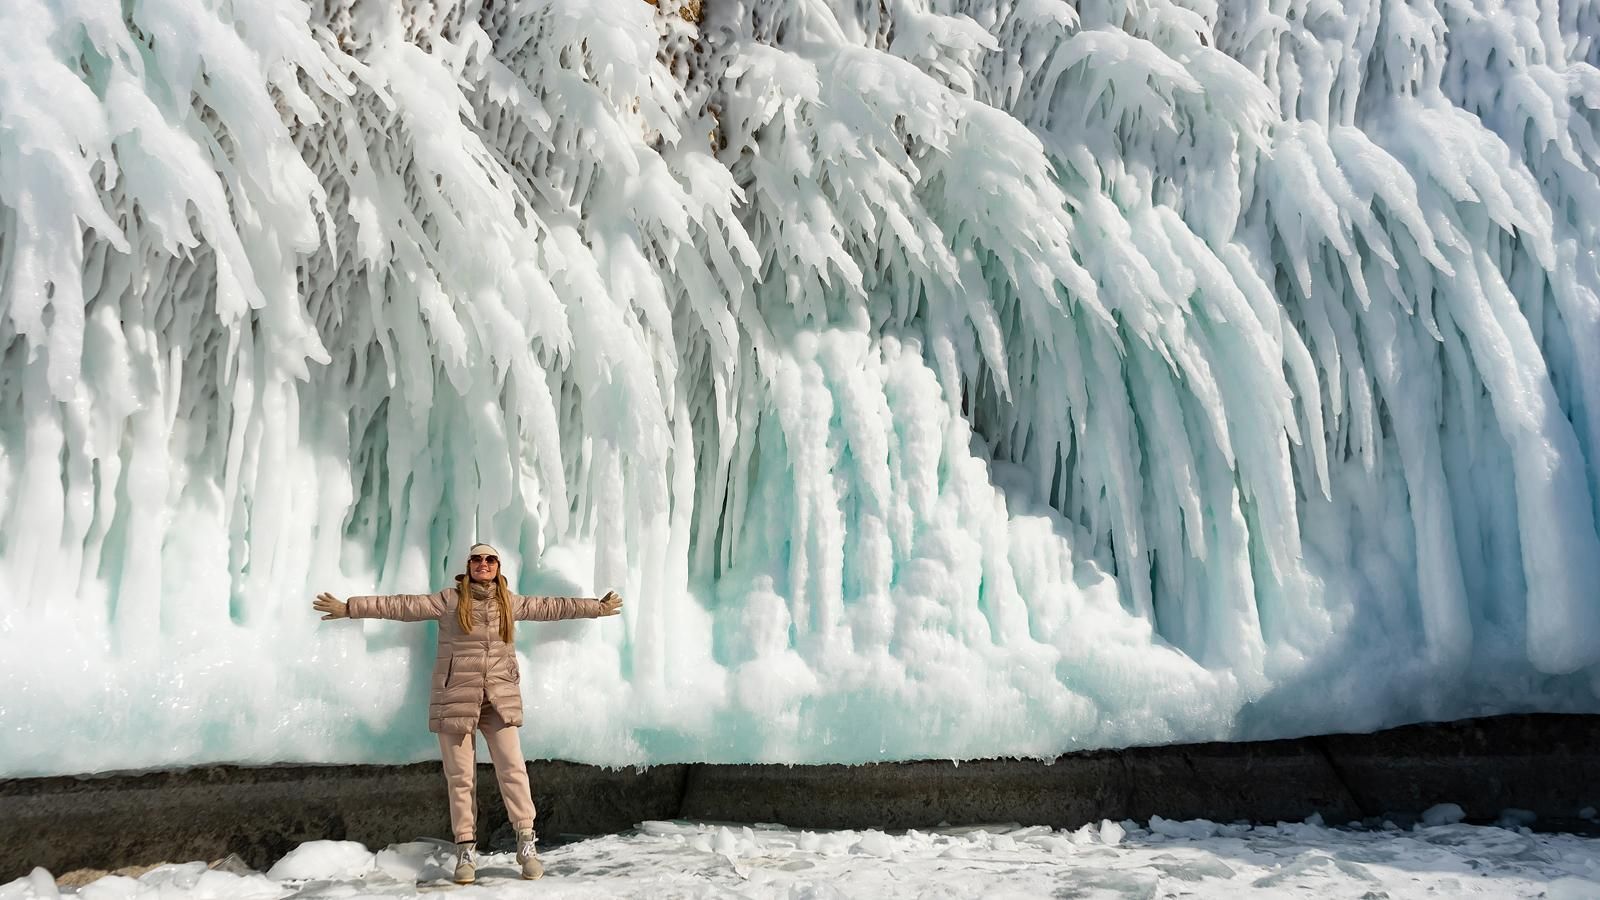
[598,590,624,616]
[313,592,348,620]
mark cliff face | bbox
[4,713,1598,881]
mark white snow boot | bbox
[452,842,478,884]
[516,829,544,880]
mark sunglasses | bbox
[469,555,499,565]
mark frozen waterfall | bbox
[2,0,1600,777]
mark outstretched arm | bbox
[515,590,624,621]
[314,591,446,622]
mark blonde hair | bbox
[455,572,514,643]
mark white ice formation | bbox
[2,0,1599,776]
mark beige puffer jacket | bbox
[347,581,605,733]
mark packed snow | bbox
[3,0,1600,776]
[9,818,1600,898]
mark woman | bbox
[312,543,623,883]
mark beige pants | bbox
[437,701,535,842]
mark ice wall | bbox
[2,0,1600,777]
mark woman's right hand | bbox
[313,593,348,620]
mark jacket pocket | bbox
[442,658,457,687]
[491,658,520,684]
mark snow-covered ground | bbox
[9,816,1600,899]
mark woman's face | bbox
[469,553,500,583]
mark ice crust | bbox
[2,0,1600,775]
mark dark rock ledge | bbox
[2,713,1596,882]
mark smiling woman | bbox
[310,542,624,884]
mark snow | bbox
[2,0,1600,776]
[9,818,1600,899]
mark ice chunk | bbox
[1147,816,1220,840]
[1098,820,1126,846]
[1420,803,1466,827]
[263,841,375,881]
[373,841,453,883]
[1149,854,1237,881]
